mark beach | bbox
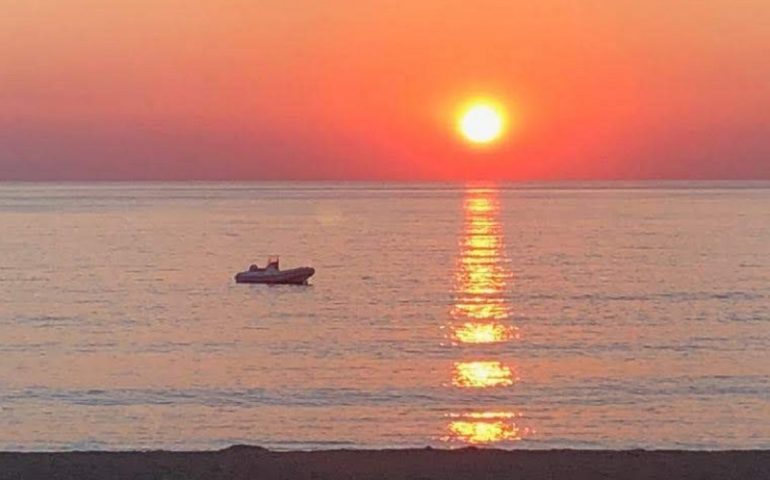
[1,446,769,480]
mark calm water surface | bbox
[0,182,769,450]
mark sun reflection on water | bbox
[451,188,513,329]
[452,361,516,388]
[450,188,515,343]
[445,412,529,444]
[444,187,531,445]
[452,322,516,344]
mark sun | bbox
[458,102,506,144]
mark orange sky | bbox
[1,0,769,180]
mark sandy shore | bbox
[1,446,769,480]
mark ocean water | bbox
[0,182,769,451]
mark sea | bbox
[0,182,768,451]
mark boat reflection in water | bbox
[444,187,531,445]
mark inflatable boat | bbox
[235,256,315,285]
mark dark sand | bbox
[1,446,769,480]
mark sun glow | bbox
[458,102,506,144]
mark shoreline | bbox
[1,446,769,480]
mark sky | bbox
[1,0,769,180]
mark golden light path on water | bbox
[444,187,532,445]
[452,322,516,344]
[452,361,516,388]
[447,412,524,444]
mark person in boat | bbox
[249,264,259,272]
